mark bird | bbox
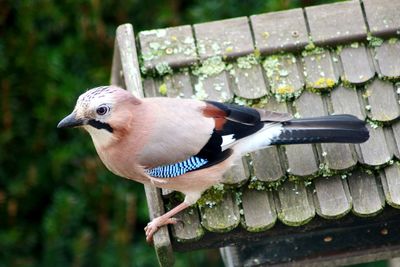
[58,85,369,242]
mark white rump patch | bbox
[235,123,283,155]
[221,134,235,148]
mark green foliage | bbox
[0,0,349,266]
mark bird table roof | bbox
[112,0,400,262]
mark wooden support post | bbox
[110,23,174,267]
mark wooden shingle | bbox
[305,1,367,46]
[374,41,400,79]
[363,0,400,37]
[339,44,375,84]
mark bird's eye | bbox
[96,105,109,116]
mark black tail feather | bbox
[271,115,369,145]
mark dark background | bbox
[1,0,386,266]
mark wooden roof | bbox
[111,0,400,265]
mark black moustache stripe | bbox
[88,119,114,133]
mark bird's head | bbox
[58,85,141,146]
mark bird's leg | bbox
[144,201,189,243]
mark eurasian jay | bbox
[58,85,369,242]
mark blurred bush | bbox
[0,0,341,266]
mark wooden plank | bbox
[116,24,144,98]
[392,120,400,158]
[320,143,357,171]
[200,191,240,232]
[263,54,304,102]
[363,0,400,37]
[366,79,400,122]
[143,77,161,97]
[193,17,254,60]
[251,147,285,182]
[223,157,249,185]
[195,72,233,102]
[241,188,277,231]
[303,50,339,91]
[110,38,125,88]
[219,246,241,267]
[380,164,400,209]
[250,8,308,54]
[285,92,325,177]
[358,124,392,166]
[305,1,367,46]
[339,44,375,85]
[313,176,352,219]
[231,61,268,99]
[163,70,194,98]
[330,85,365,120]
[275,180,315,226]
[374,41,400,79]
[138,25,197,71]
[347,170,385,217]
[170,205,204,243]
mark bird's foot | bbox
[144,217,181,243]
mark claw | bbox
[144,217,182,244]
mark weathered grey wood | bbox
[251,147,285,182]
[194,69,233,102]
[305,1,367,46]
[144,186,175,267]
[194,17,254,60]
[274,180,315,226]
[231,62,268,99]
[380,164,400,209]
[366,79,400,122]
[241,188,277,231]
[170,205,204,242]
[220,246,241,267]
[143,77,160,97]
[250,8,308,54]
[110,38,125,88]
[347,170,385,217]
[392,121,400,158]
[138,25,197,71]
[313,176,352,219]
[374,41,400,79]
[303,50,339,91]
[339,44,375,85]
[320,143,357,171]
[223,157,249,185]
[330,85,365,120]
[163,71,194,98]
[200,191,240,232]
[285,92,325,177]
[358,124,392,166]
[363,0,400,37]
[116,24,144,98]
[263,54,304,101]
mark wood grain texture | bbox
[330,85,365,120]
[194,17,254,60]
[250,8,308,54]
[320,143,357,171]
[138,25,198,71]
[303,50,339,91]
[231,63,268,99]
[366,79,399,122]
[275,180,315,226]
[163,71,194,98]
[200,191,240,232]
[363,0,400,37]
[241,188,277,231]
[339,45,375,84]
[347,170,385,217]
[313,176,352,219]
[196,72,233,102]
[392,120,400,158]
[170,205,204,242]
[380,164,400,209]
[374,41,400,79]
[223,157,249,185]
[305,1,367,46]
[358,124,392,166]
[251,147,285,182]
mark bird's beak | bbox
[57,112,84,129]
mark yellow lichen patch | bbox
[158,83,167,96]
[225,46,234,53]
[262,31,270,39]
[313,77,335,88]
[276,85,295,95]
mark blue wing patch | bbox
[145,156,208,178]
